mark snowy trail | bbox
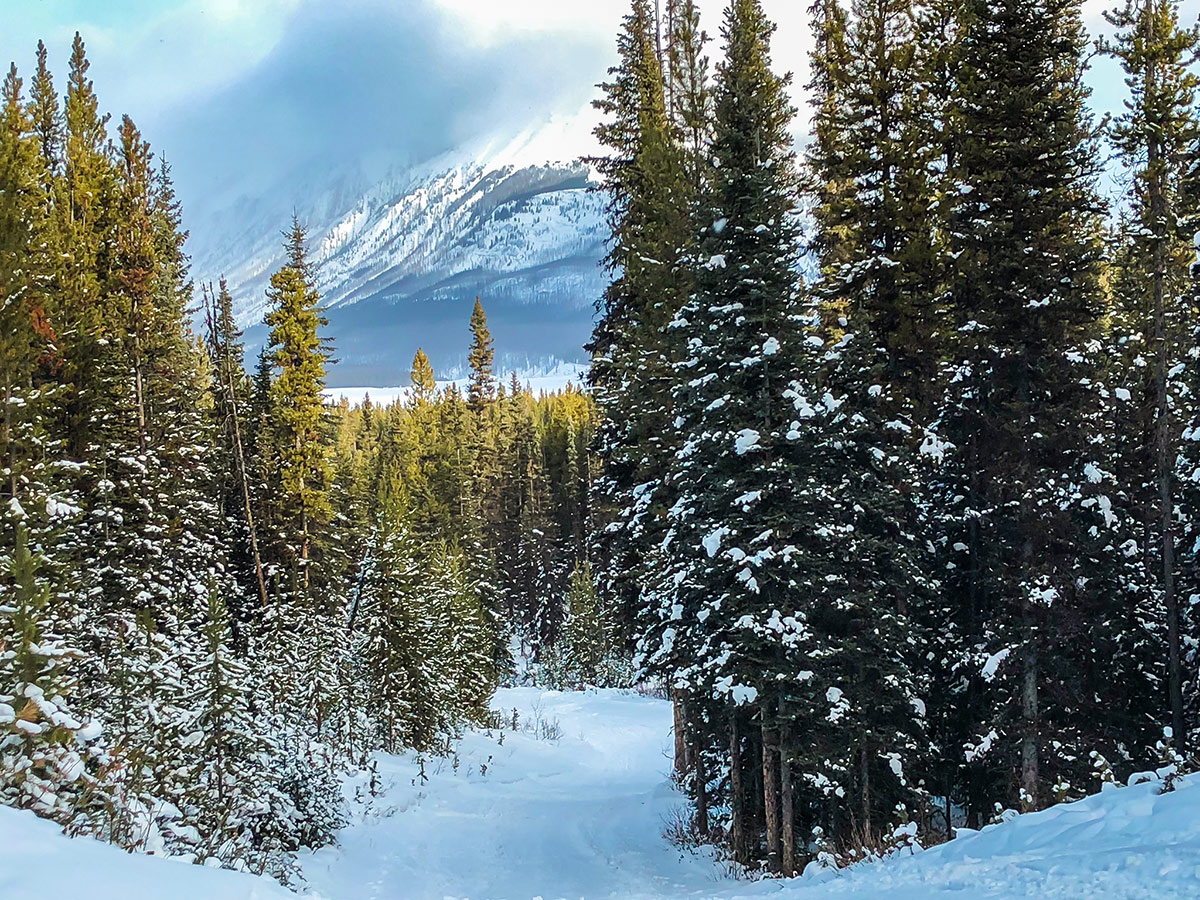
[299,687,729,900]
[301,687,1200,900]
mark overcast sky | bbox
[2,0,1195,213]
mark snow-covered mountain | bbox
[187,125,608,387]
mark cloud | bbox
[155,0,610,213]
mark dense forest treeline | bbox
[591,0,1200,877]
[0,35,608,881]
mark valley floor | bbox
[5,686,1200,899]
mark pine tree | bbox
[798,0,943,844]
[1102,0,1200,753]
[931,0,1105,813]
[0,63,55,509]
[466,299,496,415]
[589,0,692,643]
[648,0,806,867]
[59,33,115,460]
[356,520,447,751]
[0,521,104,824]
[182,588,282,874]
[27,42,60,187]
[264,218,332,594]
[410,347,437,404]
[205,280,269,620]
[561,559,616,686]
[666,0,713,192]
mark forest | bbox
[589,0,1200,877]
[0,34,606,881]
[1,0,1200,886]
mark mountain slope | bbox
[188,149,609,386]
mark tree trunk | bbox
[780,722,795,876]
[131,316,148,455]
[1148,105,1187,753]
[762,718,781,873]
[945,779,953,842]
[1020,550,1039,809]
[860,744,872,840]
[730,714,747,864]
[673,690,689,782]
[693,719,709,838]
[223,341,269,611]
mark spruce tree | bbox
[589,0,692,646]
[932,0,1105,813]
[648,0,805,866]
[410,347,437,404]
[264,218,332,594]
[1102,0,1200,753]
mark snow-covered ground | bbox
[0,803,294,900]
[5,687,1200,899]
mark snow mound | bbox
[765,774,1200,900]
[0,804,293,900]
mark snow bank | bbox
[755,773,1200,900]
[0,804,294,900]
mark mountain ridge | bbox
[186,121,609,387]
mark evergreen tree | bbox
[410,347,437,404]
[647,0,806,868]
[27,42,60,186]
[0,63,54,510]
[931,0,1105,814]
[1102,0,1200,753]
[58,33,115,460]
[589,0,692,645]
[466,299,496,415]
[263,218,331,594]
[0,521,104,824]
[561,559,618,686]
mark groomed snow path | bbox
[6,687,1200,899]
[303,687,1200,900]
[300,687,729,899]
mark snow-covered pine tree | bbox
[431,546,497,725]
[651,0,804,868]
[930,0,1106,815]
[796,0,942,849]
[0,520,105,826]
[356,519,447,752]
[1102,0,1200,754]
[180,587,288,876]
[204,278,269,630]
[589,0,692,643]
[560,558,619,687]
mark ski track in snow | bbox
[5,687,1200,899]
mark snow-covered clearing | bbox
[6,687,1200,899]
